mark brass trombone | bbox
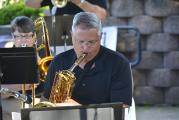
[34,17,54,82]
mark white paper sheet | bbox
[101,26,118,51]
[12,112,21,120]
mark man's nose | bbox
[81,43,91,52]
[20,37,27,41]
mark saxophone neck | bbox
[69,63,78,71]
[69,53,87,71]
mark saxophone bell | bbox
[49,53,87,103]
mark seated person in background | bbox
[25,0,107,21]
[10,16,45,96]
[11,16,35,47]
[2,16,36,98]
[42,12,132,107]
[1,16,42,120]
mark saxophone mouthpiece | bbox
[76,53,87,64]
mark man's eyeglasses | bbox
[77,40,99,47]
[13,34,34,40]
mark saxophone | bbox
[49,53,86,103]
[34,53,86,107]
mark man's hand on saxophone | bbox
[55,99,81,106]
[38,97,80,107]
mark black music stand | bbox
[51,15,74,46]
[0,47,39,120]
[0,47,39,84]
[43,15,74,55]
[21,102,124,120]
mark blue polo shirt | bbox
[44,46,132,105]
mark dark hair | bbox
[11,16,35,33]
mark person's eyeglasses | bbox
[77,40,98,47]
[13,34,34,40]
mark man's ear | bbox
[71,30,75,40]
[99,32,102,40]
[70,31,75,44]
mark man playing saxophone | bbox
[42,12,132,107]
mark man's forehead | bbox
[74,27,98,33]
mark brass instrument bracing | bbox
[34,17,53,82]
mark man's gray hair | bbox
[72,12,102,35]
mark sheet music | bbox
[29,108,114,120]
[87,108,114,120]
[12,112,21,120]
[101,26,118,51]
[30,109,81,120]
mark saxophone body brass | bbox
[49,70,76,103]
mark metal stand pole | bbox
[52,6,57,55]
[0,63,2,120]
[21,84,26,108]
[32,84,35,107]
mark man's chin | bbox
[85,56,95,62]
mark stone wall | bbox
[105,0,179,105]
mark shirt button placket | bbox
[82,83,86,87]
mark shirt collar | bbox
[90,46,105,73]
[71,49,77,64]
[72,46,105,73]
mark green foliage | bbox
[0,2,44,25]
